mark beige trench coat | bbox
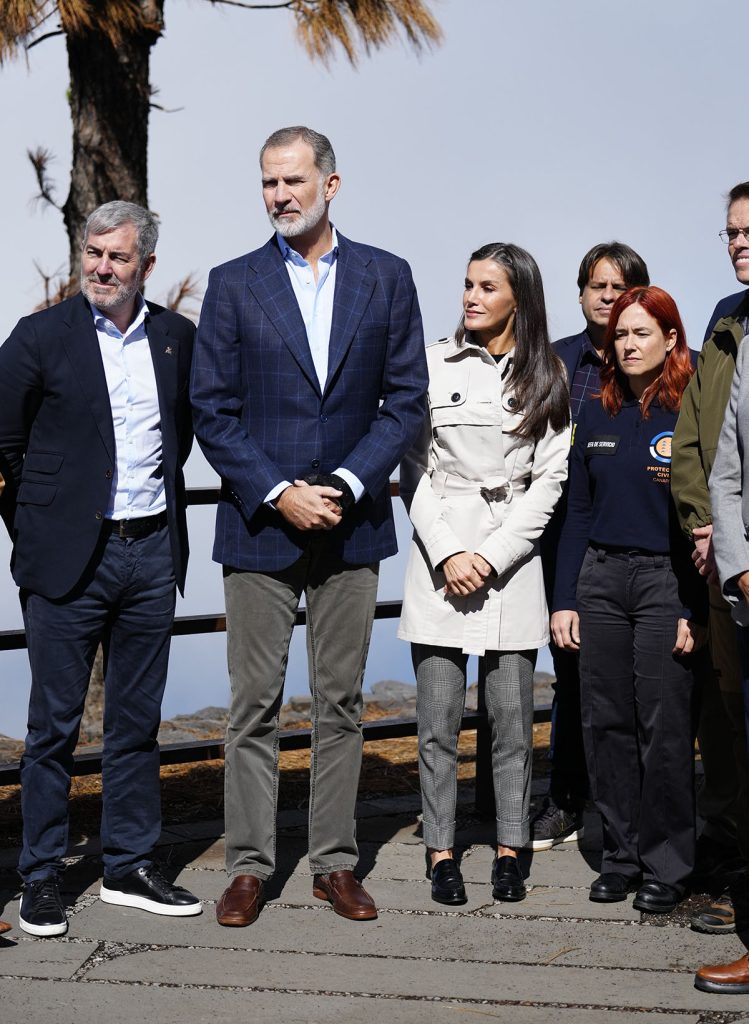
[397,336,570,655]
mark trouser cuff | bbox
[422,819,456,851]
[497,817,529,848]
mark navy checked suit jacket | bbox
[190,232,428,571]
[0,292,195,598]
[553,329,589,384]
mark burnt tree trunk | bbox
[62,1,164,282]
[62,3,165,720]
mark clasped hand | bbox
[442,551,493,597]
[275,479,343,531]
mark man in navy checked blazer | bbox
[191,126,427,926]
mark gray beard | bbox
[80,273,141,313]
[269,188,327,239]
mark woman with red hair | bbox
[551,286,706,913]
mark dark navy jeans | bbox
[19,525,176,882]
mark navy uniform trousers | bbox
[577,546,698,891]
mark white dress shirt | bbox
[91,297,165,520]
[265,228,363,506]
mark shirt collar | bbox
[90,294,147,339]
[276,226,339,268]
[580,330,602,364]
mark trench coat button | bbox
[95,511,103,520]
[451,392,460,402]
[311,459,320,469]
[507,397,517,408]
[320,414,328,423]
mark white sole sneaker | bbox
[528,827,584,852]
[99,885,202,917]
[18,914,68,937]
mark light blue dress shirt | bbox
[91,297,166,520]
[265,228,364,506]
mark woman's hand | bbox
[550,610,580,651]
[442,551,492,597]
[672,617,707,656]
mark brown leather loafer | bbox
[0,920,10,936]
[695,952,749,994]
[312,870,378,920]
[216,875,264,927]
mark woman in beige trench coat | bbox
[398,243,571,905]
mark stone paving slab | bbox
[0,937,97,978]
[2,796,748,1022]
[56,899,738,971]
[460,842,601,888]
[83,944,732,1012]
[0,980,705,1024]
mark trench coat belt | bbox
[429,470,516,503]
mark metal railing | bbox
[0,484,552,815]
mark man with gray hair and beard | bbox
[192,126,427,926]
[0,200,200,937]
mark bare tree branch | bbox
[27,146,62,211]
[163,272,202,320]
[204,0,297,9]
[26,28,64,51]
[32,261,77,310]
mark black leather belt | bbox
[104,511,168,539]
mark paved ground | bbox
[0,791,747,1024]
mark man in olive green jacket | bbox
[672,181,749,943]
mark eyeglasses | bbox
[719,227,749,244]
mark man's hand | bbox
[275,479,343,531]
[692,524,719,585]
[550,610,580,651]
[442,551,492,597]
[673,617,707,656]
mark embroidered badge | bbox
[649,431,673,464]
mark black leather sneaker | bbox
[100,864,202,917]
[491,855,526,902]
[526,799,584,851]
[429,859,468,905]
[19,877,68,936]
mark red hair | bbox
[598,286,694,418]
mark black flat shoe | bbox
[430,859,467,905]
[633,881,681,914]
[491,855,526,902]
[589,872,638,903]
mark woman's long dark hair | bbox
[455,242,570,443]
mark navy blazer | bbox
[0,292,194,598]
[191,232,427,572]
[704,289,748,341]
[554,329,591,385]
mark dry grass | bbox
[0,720,552,851]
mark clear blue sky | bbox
[1,0,747,737]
